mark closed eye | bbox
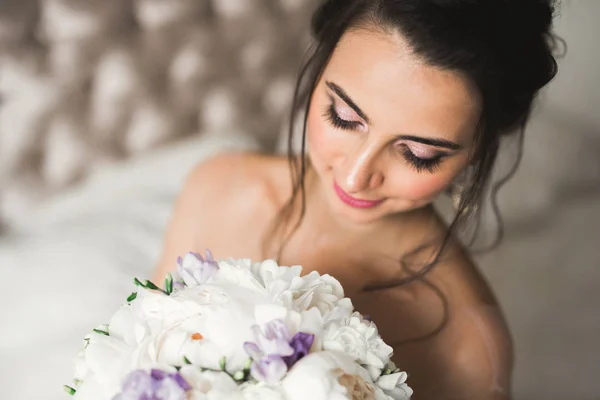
[397,144,447,173]
[323,102,362,130]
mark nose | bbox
[344,148,384,194]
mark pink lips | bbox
[333,181,384,209]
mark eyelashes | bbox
[397,145,444,173]
[323,103,446,173]
[324,103,362,130]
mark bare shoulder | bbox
[154,152,289,280]
[360,224,513,399]
[184,152,292,219]
[429,240,514,398]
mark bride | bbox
[155,1,559,398]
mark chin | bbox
[326,194,402,225]
[327,192,430,226]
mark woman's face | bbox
[307,27,481,225]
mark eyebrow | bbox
[326,81,371,123]
[325,80,463,151]
[395,135,463,150]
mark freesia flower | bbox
[244,319,315,383]
[177,250,219,287]
[112,369,191,400]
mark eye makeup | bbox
[322,97,450,174]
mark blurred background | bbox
[0,0,598,399]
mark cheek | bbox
[393,172,455,201]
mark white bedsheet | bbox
[0,133,259,400]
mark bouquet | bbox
[65,251,413,399]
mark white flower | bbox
[281,351,377,400]
[240,382,285,400]
[179,367,238,400]
[214,258,268,294]
[338,372,390,400]
[161,285,270,372]
[375,370,413,400]
[323,312,393,381]
[250,259,303,291]
[73,304,160,399]
[290,271,346,314]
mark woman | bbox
[155,0,560,398]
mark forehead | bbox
[323,27,481,144]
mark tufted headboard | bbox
[0,0,321,225]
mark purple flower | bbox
[243,319,315,383]
[283,332,315,368]
[250,354,288,384]
[113,369,191,400]
[244,320,293,361]
[177,250,219,287]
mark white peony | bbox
[323,312,393,381]
[160,284,272,372]
[214,258,269,294]
[240,382,285,400]
[179,367,239,400]
[73,303,161,399]
[281,351,384,400]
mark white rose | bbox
[290,272,345,314]
[323,312,393,381]
[281,351,375,400]
[375,371,413,400]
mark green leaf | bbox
[93,329,109,336]
[127,292,138,302]
[63,385,76,395]
[243,358,252,371]
[183,356,192,365]
[165,273,173,295]
[144,280,160,290]
[219,357,227,371]
[133,277,144,287]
